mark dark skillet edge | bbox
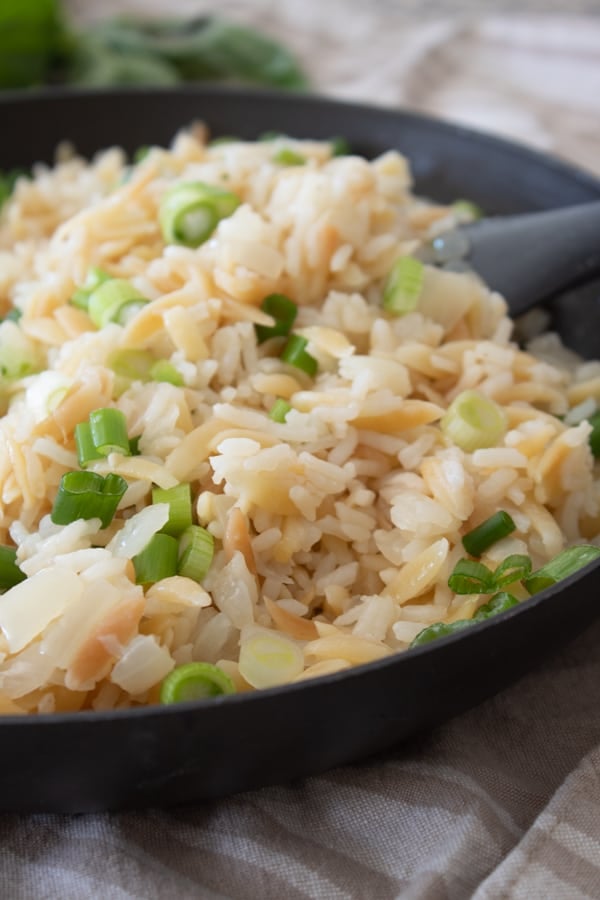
[5,555,600,813]
[1,84,600,196]
[0,83,597,725]
[3,554,600,731]
[1,86,600,812]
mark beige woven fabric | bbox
[2,617,600,898]
[4,4,600,896]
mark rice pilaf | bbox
[0,127,598,714]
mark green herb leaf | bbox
[162,17,308,89]
[70,35,180,87]
[69,16,307,90]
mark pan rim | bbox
[2,83,600,191]
[1,83,599,728]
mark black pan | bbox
[2,87,600,814]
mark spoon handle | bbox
[462,201,600,316]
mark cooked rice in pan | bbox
[0,126,599,714]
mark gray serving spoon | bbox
[428,201,600,317]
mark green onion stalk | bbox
[51,471,127,528]
[159,181,240,247]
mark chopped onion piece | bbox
[0,568,83,653]
[110,635,174,695]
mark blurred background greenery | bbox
[0,0,308,91]
[2,0,599,178]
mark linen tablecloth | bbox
[4,4,600,897]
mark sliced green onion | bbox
[493,554,532,589]
[150,360,184,386]
[0,546,26,590]
[152,483,192,537]
[0,321,42,379]
[107,349,155,382]
[587,411,600,458]
[259,131,285,141]
[272,148,306,166]
[239,631,304,688]
[452,199,483,221]
[255,293,298,343]
[129,435,142,456]
[160,662,235,704]
[448,558,497,594]
[87,279,148,329]
[89,408,130,456]
[107,350,183,387]
[51,471,127,529]
[473,591,519,620]
[524,545,600,595]
[71,267,112,312]
[462,511,516,556]
[269,398,292,422]
[178,525,214,583]
[207,135,239,146]
[383,256,424,315]
[281,335,318,377]
[441,389,507,452]
[170,204,218,245]
[330,136,350,156]
[74,421,103,468]
[133,146,150,163]
[410,619,472,648]
[0,169,27,210]
[116,300,148,326]
[410,591,518,648]
[449,548,595,598]
[133,533,179,586]
[0,179,10,211]
[159,181,240,247]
